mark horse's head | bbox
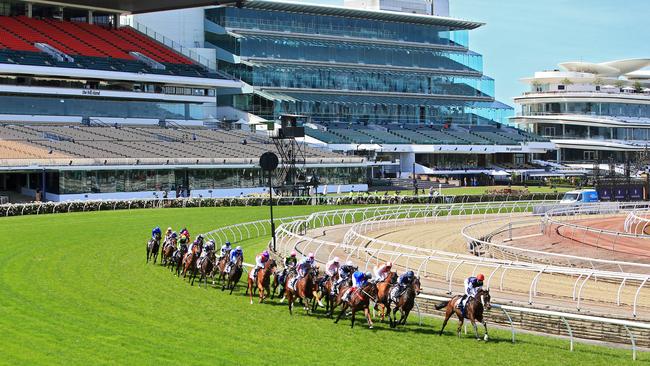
[412,276,422,295]
[267,259,277,271]
[388,271,398,284]
[478,289,491,310]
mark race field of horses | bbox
[0,205,646,365]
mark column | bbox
[26,3,32,18]
[88,10,93,24]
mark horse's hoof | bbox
[484,334,489,341]
[368,325,373,329]
[250,300,253,305]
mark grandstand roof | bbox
[25,0,237,14]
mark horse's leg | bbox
[334,303,348,324]
[390,307,399,328]
[456,315,464,338]
[146,247,150,263]
[439,307,453,336]
[364,307,374,329]
[483,321,489,341]
[350,308,356,328]
[248,280,254,305]
[471,319,479,340]
[401,309,410,325]
[288,292,294,315]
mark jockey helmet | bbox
[166,227,172,232]
[154,226,160,231]
[308,252,315,259]
[171,232,177,238]
[406,270,415,278]
[346,260,354,266]
[290,250,297,257]
[386,261,393,267]
[333,257,340,263]
[197,234,203,240]
[236,246,242,251]
[262,251,269,259]
[208,239,215,245]
[476,273,485,281]
[365,271,373,279]
[225,241,231,246]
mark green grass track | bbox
[0,206,643,365]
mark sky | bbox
[297,0,650,107]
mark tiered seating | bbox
[416,129,467,144]
[471,131,517,144]
[390,129,438,144]
[116,27,192,64]
[305,129,349,144]
[362,130,410,144]
[329,129,375,143]
[442,130,491,144]
[0,17,218,78]
[0,125,343,160]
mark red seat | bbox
[0,16,193,65]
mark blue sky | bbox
[298,0,650,107]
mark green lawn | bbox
[0,206,642,365]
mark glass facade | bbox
[207,4,513,126]
[219,62,494,97]
[206,7,469,47]
[0,94,204,120]
[523,102,650,118]
[535,123,650,141]
[56,167,366,194]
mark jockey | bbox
[219,241,232,259]
[324,257,340,278]
[459,273,485,315]
[290,253,314,290]
[284,250,298,269]
[390,270,415,302]
[177,232,188,249]
[334,261,356,293]
[164,227,173,241]
[297,253,315,278]
[198,239,215,266]
[343,270,367,302]
[226,246,243,273]
[251,250,270,280]
[188,234,204,256]
[374,261,393,282]
[151,226,162,241]
[180,228,190,243]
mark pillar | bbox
[26,3,32,18]
[88,10,93,24]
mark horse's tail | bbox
[435,301,449,310]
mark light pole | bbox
[260,152,279,252]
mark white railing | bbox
[271,203,650,317]
[419,294,649,360]
[625,210,650,235]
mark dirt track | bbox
[296,215,650,321]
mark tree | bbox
[634,81,643,92]
[593,78,604,86]
[561,78,573,86]
[614,79,625,88]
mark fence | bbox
[271,203,650,317]
[0,193,564,218]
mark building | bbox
[0,0,367,202]
[512,59,650,163]
[195,0,552,176]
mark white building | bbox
[512,59,650,163]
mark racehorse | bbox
[246,259,277,304]
[271,268,288,300]
[171,245,187,276]
[191,250,215,288]
[212,253,230,285]
[161,238,176,266]
[334,282,378,329]
[436,288,491,340]
[181,244,201,278]
[314,272,338,314]
[388,277,421,328]
[375,271,398,321]
[284,267,317,315]
[222,256,243,295]
[146,237,160,264]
